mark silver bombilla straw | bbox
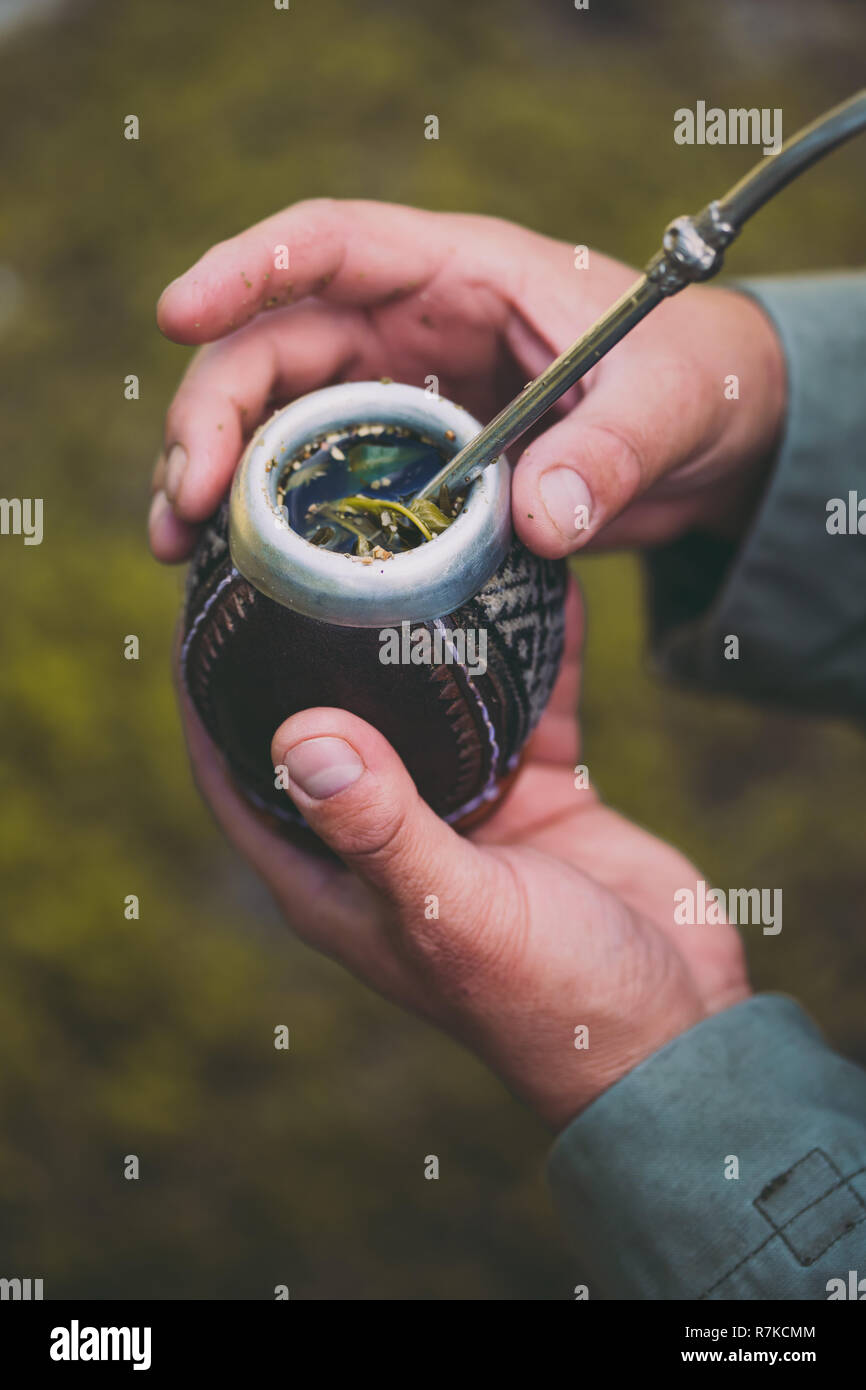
[417,89,866,504]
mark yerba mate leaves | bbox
[314,500,384,553]
[280,424,463,557]
[346,440,432,481]
[408,499,453,536]
[315,495,458,555]
[281,456,330,491]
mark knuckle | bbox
[163,402,184,445]
[292,196,339,229]
[584,419,646,506]
[332,789,413,868]
[295,195,337,213]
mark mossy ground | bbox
[0,0,864,1298]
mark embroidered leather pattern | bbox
[182,504,567,828]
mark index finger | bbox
[157,198,453,345]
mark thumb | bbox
[271,707,503,929]
[511,354,719,558]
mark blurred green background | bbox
[1,0,864,1300]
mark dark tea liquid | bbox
[277,423,457,556]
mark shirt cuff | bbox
[547,995,866,1299]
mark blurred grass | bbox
[0,0,864,1299]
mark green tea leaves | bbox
[279,424,461,557]
[347,441,430,481]
[408,499,452,535]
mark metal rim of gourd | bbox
[228,381,512,628]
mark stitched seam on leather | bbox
[181,567,241,690]
[426,617,496,816]
[185,575,490,816]
[184,542,564,820]
[181,567,261,737]
[431,618,503,823]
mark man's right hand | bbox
[150,198,786,565]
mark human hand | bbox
[177,582,750,1130]
[151,198,786,565]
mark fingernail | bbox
[148,488,170,530]
[152,452,166,494]
[539,467,593,543]
[164,443,188,504]
[284,737,364,800]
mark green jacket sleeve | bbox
[646,272,866,720]
[548,996,866,1299]
[548,274,866,1300]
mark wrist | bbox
[698,287,787,542]
[531,978,754,1134]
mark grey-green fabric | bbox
[548,273,866,1300]
[646,272,866,717]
